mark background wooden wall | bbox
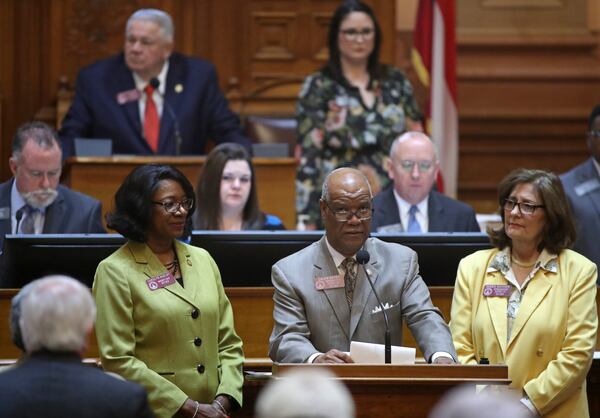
[0,0,599,213]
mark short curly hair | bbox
[107,164,195,242]
[488,168,576,254]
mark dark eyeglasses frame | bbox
[503,198,544,215]
[152,198,194,214]
[323,199,373,222]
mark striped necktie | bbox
[342,257,358,308]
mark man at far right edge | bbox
[371,131,480,233]
[560,104,600,274]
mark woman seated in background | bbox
[93,164,244,418]
[295,0,423,229]
[194,143,285,230]
[451,168,597,418]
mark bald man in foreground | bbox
[269,168,456,364]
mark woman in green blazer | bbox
[93,164,244,418]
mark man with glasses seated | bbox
[0,122,105,251]
[268,167,456,363]
[371,131,480,233]
[560,103,600,273]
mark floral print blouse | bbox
[295,66,422,227]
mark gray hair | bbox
[321,168,373,201]
[9,281,37,352]
[428,385,533,418]
[255,368,355,418]
[126,9,174,42]
[389,131,438,161]
[20,275,96,353]
[11,121,61,160]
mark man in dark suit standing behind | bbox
[0,122,105,250]
[372,131,480,233]
[560,104,600,272]
[0,275,154,418]
[59,8,250,157]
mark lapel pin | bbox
[175,84,183,93]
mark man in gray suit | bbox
[269,168,456,363]
[560,104,600,272]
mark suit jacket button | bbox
[197,364,205,374]
[191,309,199,319]
[536,348,543,357]
[194,337,202,347]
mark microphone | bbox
[356,249,391,364]
[149,77,183,155]
[15,206,26,234]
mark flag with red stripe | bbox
[411,0,458,197]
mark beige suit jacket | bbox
[451,248,597,417]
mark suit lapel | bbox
[578,159,600,218]
[0,181,13,240]
[484,270,509,357]
[315,238,351,341]
[383,188,401,228]
[507,271,553,349]
[427,192,444,231]
[159,56,185,154]
[112,59,145,150]
[349,242,379,339]
[129,241,199,309]
[42,193,65,233]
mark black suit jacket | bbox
[0,351,154,418]
[0,179,105,250]
[560,158,600,271]
[371,187,480,232]
[59,52,250,156]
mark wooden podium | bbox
[239,363,510,418]
[61,156,297,228]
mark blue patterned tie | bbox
[406,205,422,233]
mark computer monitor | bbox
[0,234,125,288]
[191,231,492,286]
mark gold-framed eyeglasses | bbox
[340,28,374,41]
[323,200,373,222]
[398,160,434,173]
[152,198,194,214]
[503,198,544,215]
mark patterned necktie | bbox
[406,205,422,233]
[20,205,38,234]
[143,84,159,153]
[342,257,358,308]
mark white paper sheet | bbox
[350,340,416,364]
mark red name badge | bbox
[314,275,345,291]
[146,272,176,291]
[116,88,141,105]
[482,284,512,297]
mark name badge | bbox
[146,272,176,291]
[482,284,512,297]
[314,275,345,290]
[116,88,141,105]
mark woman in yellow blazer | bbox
[451,169,597,418]
[93,164,244,418]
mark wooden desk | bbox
[62,156,297,229]
[239,363,510,418]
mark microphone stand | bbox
[357,250,391,364]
